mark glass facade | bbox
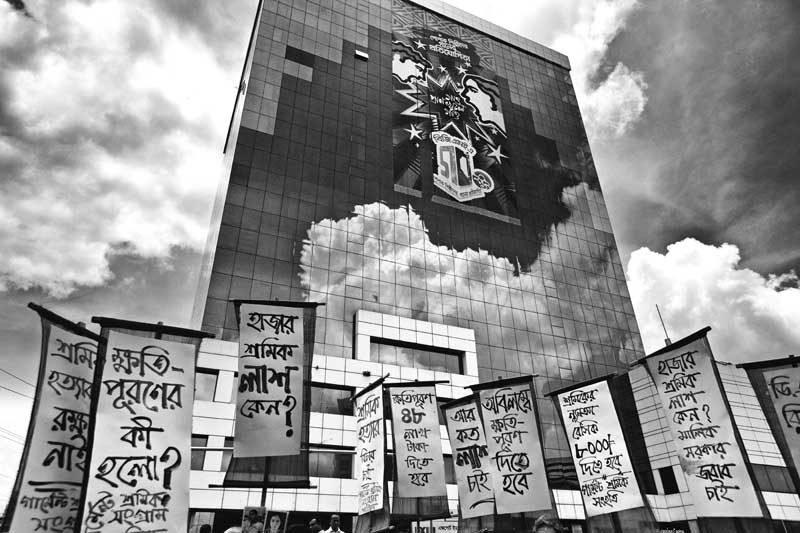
[195,0,645,483]
[308,450,354,479]
[194,369,218,401]
[310,383,354,415]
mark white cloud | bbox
[579,62,647,139]
[0,0,245,296]
[627,238,800,363]
[0,0,648,296]
[549,0,647,139]
[443,0,648,140]
[300,189,642,379]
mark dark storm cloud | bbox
[4,0,32,18]
[0,82,21,138]
[594,0,800,275]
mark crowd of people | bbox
[199,512,563,533]
[203,512,346,533]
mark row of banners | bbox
[4,300,800,532]
[2,301,317,533]
[4,304,212,533]
[352,327,800,526]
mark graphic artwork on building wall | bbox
[392,8,516,217]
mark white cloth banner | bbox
[388,385,447,497]
[355,384,385,515]
[761,366,800,474]
[645,336,762,518]
[557,380,645,517]
[443,397,495,518]
[80,331,195,533]
[235,303,305,457]
[8,320,97,533]
[479,380,551,514]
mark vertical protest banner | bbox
[642,328,763,518]
[442,395,495,519]
[234,302,307,458]
[551,377,646,517]
[739,356,800,494]
[387,382,447,497]
[354,378,386,516]
[2,304,102,533]
[79,319,211,533]
[225,301,319,491]
[472,376,551,515]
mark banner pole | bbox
[72,322,107,533]
[261,458,269,506]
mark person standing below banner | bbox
[324,514,346,533]
[309,518,323,533]
[533,514,564,533]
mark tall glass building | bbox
[187,0,653,531]
[194,0,644,451]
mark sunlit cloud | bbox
[627,238,800,362]
[0,0,248,296]
[299,187,642,382]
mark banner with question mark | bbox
[79,330,197,533]
[234,302,306,458]
[4,304,102,533]
[642,330,762,518]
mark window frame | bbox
[194,368,220,402]
[369,336,464,374]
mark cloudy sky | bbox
[1,0,798,507]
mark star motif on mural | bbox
[456,65,467,75]
[487,145,508,164]
[414,39,426,49]
[405,123,423,140]
[438,65,448,73]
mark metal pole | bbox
[260,458,269,506]
[656,304,671,345]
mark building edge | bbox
[191,1,266,329]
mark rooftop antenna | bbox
[656,304,671,346]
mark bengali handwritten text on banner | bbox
[389,384,446,497]
[556,380,645,517]
[759,366,800,475]
[80,331,195,533]
[479,379,551,514]
[235,303,305,457]
[355,385,385,515]
[8,316,97,533]
[644,337,762,518]
[443,396,495,519]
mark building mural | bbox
[392,16,516,217]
